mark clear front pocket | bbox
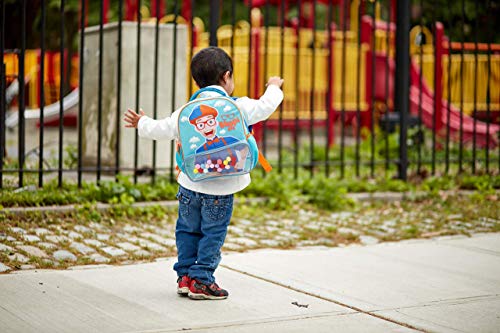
[184,141,256,182]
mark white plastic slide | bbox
[5,88,79,129]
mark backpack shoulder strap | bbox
[189,87,228,101]
[189,90,253,132]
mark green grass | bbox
[0,170,499,210]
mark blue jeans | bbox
[173,185,234,285]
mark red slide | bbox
[373,54,498,148]
[409,62,499,148]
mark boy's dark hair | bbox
[191,47,233,88]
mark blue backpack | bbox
[175,87,270,182]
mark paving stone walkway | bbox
[1,194,499,273]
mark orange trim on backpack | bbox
[248,130,272,172]
[175,165,181,181]
[258,151,272,172]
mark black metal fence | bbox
[1,0,499,189]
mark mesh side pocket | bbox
[184,142,256,182]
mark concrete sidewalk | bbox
[1,233,499,333]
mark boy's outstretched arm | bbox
[124,108,178,140]
[239,76,284,125]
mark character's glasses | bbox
[196,118,216,130]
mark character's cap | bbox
[189,104,218,124]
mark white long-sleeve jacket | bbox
[137,84,284,195]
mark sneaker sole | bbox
[188,291,227,300]
[177,287,189,295]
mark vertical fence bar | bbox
[151,0,160,184]
[170,0,179,182]
[472,0,478,173]
[340,0,348,178]
[417,0,424,175]
[18,0,26,187]
[262,0,270,171]
[486,0,491,172]
[294,0,301,178]
[230,0,236,61]
[458,0,465,172]
[39,0,46,187]
[209,0,219,47]
[428,0,436,175]
[355,0,361,177]
[115,0,123,180]
[277,0,286,174]
[307,0,316,177]
[370,0,376,178]
[395,0,410,181]
[444,0,452,174]
[383,0,391,172]
[188,0,195,95]
[325,0,332,177]
[431,8,440,175]
[97,0,104,183]
[0,0,5,188]
[247,0,252,97]
[78,0,86,187]
[133,0,141,184]
[58,0,65,187]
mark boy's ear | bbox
[221,71,231,84]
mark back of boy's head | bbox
[191,47,233,88]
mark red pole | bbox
[126,0,137,21]
[434,22,444,131]
[103,0,109,23]
[151,0,166,18]
[360,0,365,16]
[182,0,192,21]
[85,0,89,26]
[47,52,55,85]
[36,50,41,107]
[360,15,373,134]
[339,0,345,31]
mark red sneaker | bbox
[177,275,191,295]
[188,279,229,300]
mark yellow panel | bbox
[414,54,500,114]
[189,25,369,121]
[25,50,40,108]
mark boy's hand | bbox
[124,108,145,128]
[266,76,284,88]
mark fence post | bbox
[395,0,410,181]
[0,62,4,189]
[209,0,219,47]
[360,15,372,135]
[0,0,5,189]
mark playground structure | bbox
[3,0,500,147]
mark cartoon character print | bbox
[189,104,248,175]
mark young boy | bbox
[124,46,283,300]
